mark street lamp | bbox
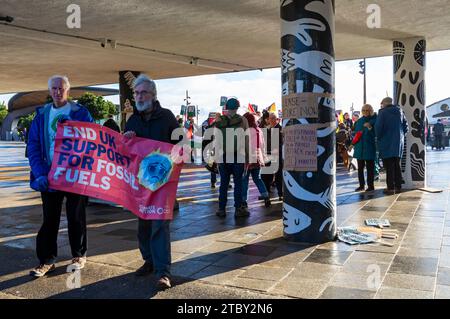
[359,59,367,104]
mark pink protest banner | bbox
[48,121,183,220]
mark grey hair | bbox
[133,74,157,98]
[48,75,70,90]
[381,97,393,106]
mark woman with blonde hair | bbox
[351,104,377,192]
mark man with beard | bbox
[123,74,179,289]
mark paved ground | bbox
[1,141,450,299]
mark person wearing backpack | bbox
[213,98,249,218]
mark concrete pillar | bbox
[280,0,336,243]
[393,38,426,189]
[119,71,141,130]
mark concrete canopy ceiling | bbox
[7,87,119,111]
[1,0,450,93]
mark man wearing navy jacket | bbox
[375,97,409,195]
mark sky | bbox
[2,49,449,124]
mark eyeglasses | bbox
[134,90,152,96]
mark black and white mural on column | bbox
[281,0,336,243]
[393,38,426,188]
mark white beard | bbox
[136,100,153,112]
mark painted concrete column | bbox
[119,71,141,130]
[393,38,426,189]
[280,0,336,243]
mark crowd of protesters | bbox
[26,71,415,294]
[26,75,284,290]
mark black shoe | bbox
[355,186,365,192]
[395,188,402,193]
[235,206,250,218]
[211,183,216,189]
[383,188,395,195]
[135,262,154,276]
[365,187,375,192]
[216,209,226,218]
[174,200,179,211]
[242,201,248,208]
[264,197,271,208]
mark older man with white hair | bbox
[27,75,93,277]
[123,74,179,289]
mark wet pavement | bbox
[1,141,450,299]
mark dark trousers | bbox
[218,163,244,209]
[137,219,171,278]
[262,164,283,197]
[435,135,443,149]
[37,191,87,264]
[357,160,375,188]
[382,157,403,190]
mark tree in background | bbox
[14,93,117,133]
[0,102,8,127]
[77,92,117,121]
[18,112,36,132]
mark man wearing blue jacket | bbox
[27,75,93,277]
[375,97,409,195]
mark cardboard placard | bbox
[282,92,334,119]
[365,219,391,227]
[283,124,317,172]
[337,227,378,245]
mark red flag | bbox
[248,103,255,114]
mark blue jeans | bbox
[137,219,171,278]
[242,167,269,202]
[218,163,244,209]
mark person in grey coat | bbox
[375,97,409,195]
